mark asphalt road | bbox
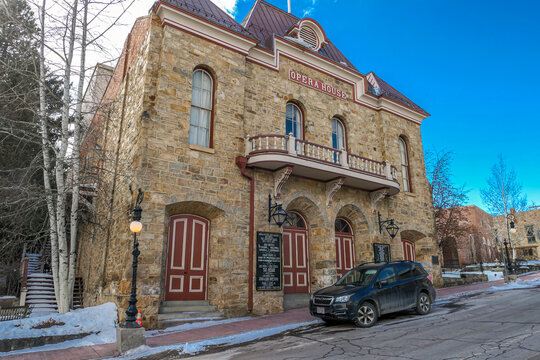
[191,287,540,360]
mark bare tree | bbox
[481,155,528,263]
[480,154,528,216]
[426,151,470,250]
[0,0,62,293]
[2,0,135,312]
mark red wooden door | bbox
[402,239,415,261]
[165,215,209,300]
[335,218,355,279]
[283,213,309,294]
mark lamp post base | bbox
[116,327,146,354]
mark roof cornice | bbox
[247,36,428,124]
[154,1,258,55]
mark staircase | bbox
[157,300,225,329]
[25,273,57,316]
[25,253,42,274]
[72,278,84,309]
[20,247,84,316]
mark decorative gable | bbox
[287,18,328,51]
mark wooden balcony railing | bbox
[245,134,399,182]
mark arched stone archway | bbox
[282,194,333,295]
[400,229,429,242]
[161,199,248,315]
[335,204,372,265]
[283,191,328,227]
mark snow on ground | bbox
[0,302,117,356]
[147,317,253,337]
[0,296,16,300]
[442,270,503,281]
[113,320,322,359]
[489,277,540,292]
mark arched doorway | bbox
[335,218,354,279]
[402,239,415,261]
[282,212,310,294]
[165,214,209,300]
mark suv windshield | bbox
[336,267,378,287]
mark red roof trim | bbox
[276,36,363,77]
[154,1,258,43]
[161,18,251,55]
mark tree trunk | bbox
[38,0,60,304]
[55,0,79,314]
[68,0,88,310]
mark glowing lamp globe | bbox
[130,220,143,233]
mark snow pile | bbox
[489,277,540,292]
[442,270,503,281]
[115,320,321,359]
[0,302,117,355]
[147,317,253,337]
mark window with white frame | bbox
[399,137,411,192]
[285,103,303,139]
[189,69,213,147]
[331,118,346,151]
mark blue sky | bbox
[227,0,540,209]
[114,0,539,210]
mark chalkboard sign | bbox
[256,232,282,291]
[373,243,390,263]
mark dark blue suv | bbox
[310,261,436,327]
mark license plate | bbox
[316,307,325,314]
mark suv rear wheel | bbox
[354,302,377,328]
[416,292,431,315]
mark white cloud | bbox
[302,7,314,16]
[302,0,318,17]
[210,0,241,16]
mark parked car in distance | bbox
[310,261,436,327]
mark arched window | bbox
[284,211,306,228]
[285,103,303,139]
[331,118,346,151]
[189,69,213,147]
[399,137,411,192]
[335,218,352,234]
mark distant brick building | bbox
[77,0,441,328]
[440,205,500,268]
[441,205,540,268]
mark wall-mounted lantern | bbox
[378,211,399,239]
[268,194,288,227]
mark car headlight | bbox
[310,293,314,301]
[334,295,352,303]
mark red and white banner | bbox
[288,69,347,100]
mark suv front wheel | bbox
[416,292,431,315]
[354,302,377,328]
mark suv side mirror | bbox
[377,279,388,288]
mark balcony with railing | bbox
[245,134,400,195]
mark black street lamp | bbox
[268,194,288,227]
[503,239,514,275]
[123,186,144,328]
[378,212,399,239]
[505,213,516,275]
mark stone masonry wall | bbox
[78,11,442,328]
[494,209,540,260]
[243,57,442,298]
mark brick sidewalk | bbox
[4,271,539,360]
